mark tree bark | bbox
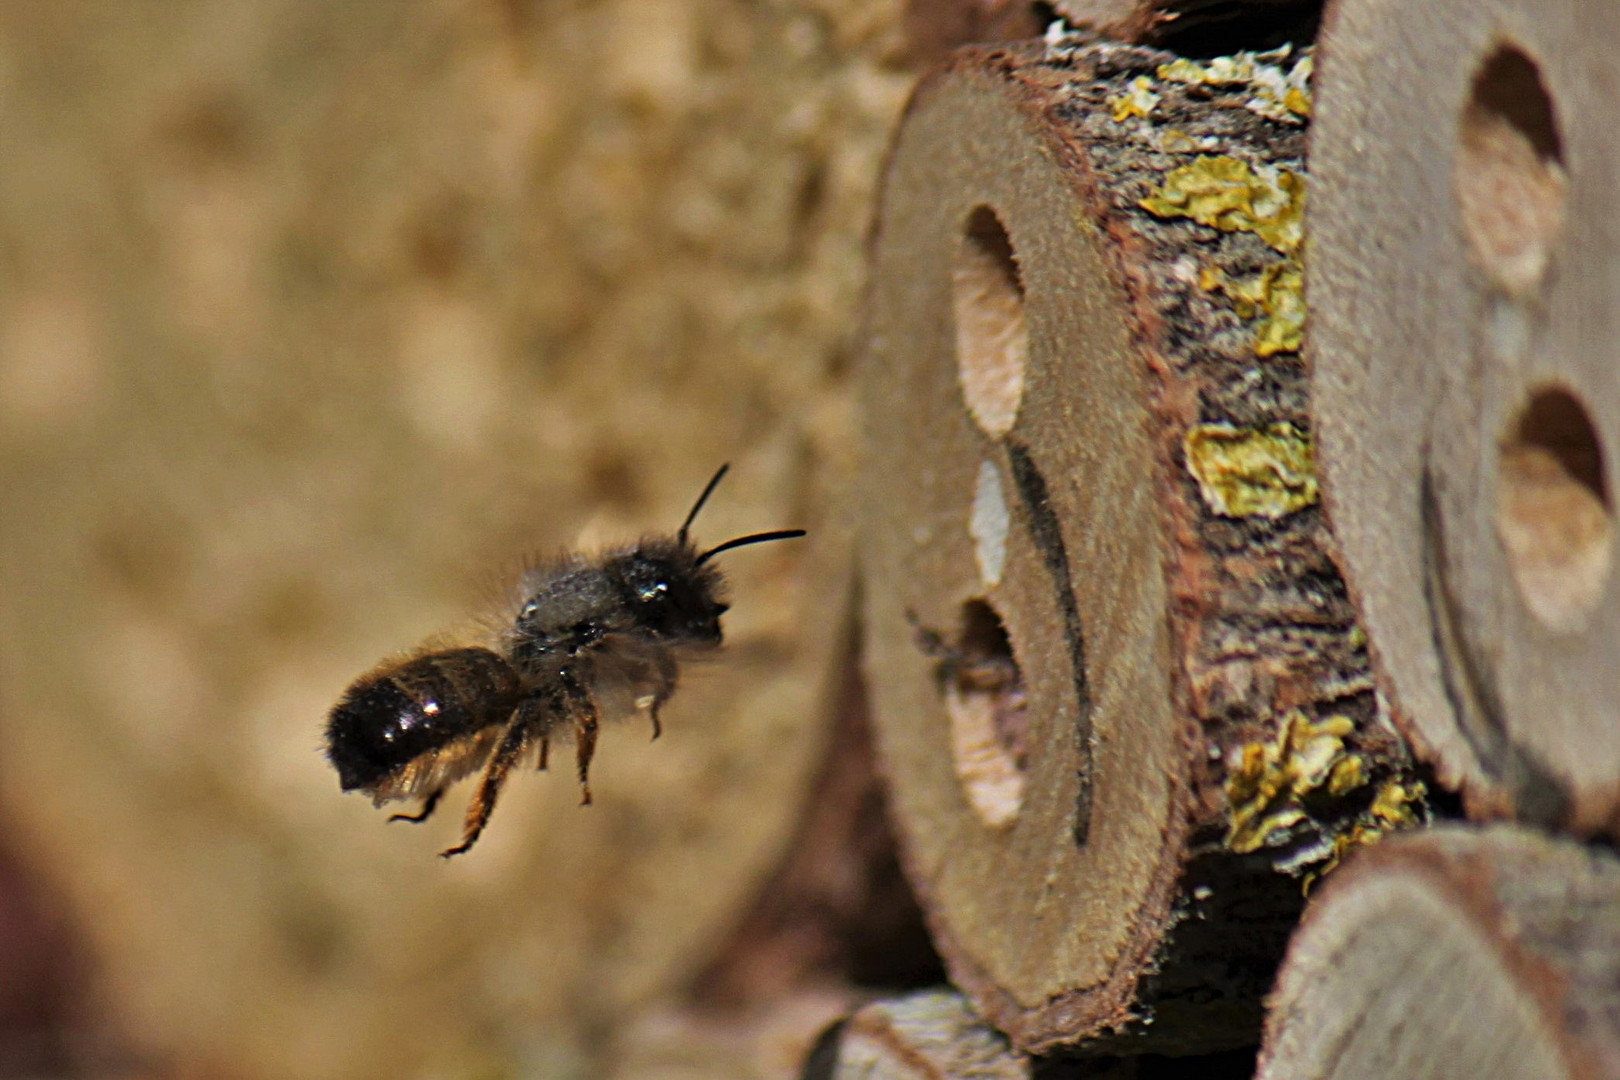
[859,35,1420,1055]
[1309,0,1620,834]
[1259,824,1620,1080]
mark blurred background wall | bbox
[0,1,943,1076]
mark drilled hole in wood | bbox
[938,599,1027,828]
[952,206,1027,438]
[1455,44,1567,296]
[1496,386,1612,632]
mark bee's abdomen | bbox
[325,647,522,793]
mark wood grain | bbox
[1259,825,1620,1080]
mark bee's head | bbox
[616,546,728,645]
[611,464,806,645]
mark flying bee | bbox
[324,464,804,858]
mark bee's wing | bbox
[584,631,724,726]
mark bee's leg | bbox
[440,720,528,859]
[562,670,600,805]
[575,720,597,805]
[647,653,679,742]
[388,788,443,824]
[514,692,551,771]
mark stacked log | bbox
[858,33,1422,1056]
[1246,4,1620,1076]
[805,990,1264,1079]
[841,0,1620,1073]
[809,991,1031,1080]
[1309,0,1620,831]
[1258,826,1620,1080]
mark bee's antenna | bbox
[696,529,807,566]
[679,464,731,547]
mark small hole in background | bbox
[952,206,1028,439]
[1455,45,1567,296]
[1496,386,1612,632]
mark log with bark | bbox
[1309,0,1620,833]
[1259,824,1620,1080]
[858,34,1421,1055]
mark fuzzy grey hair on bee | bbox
[324,464,804,857]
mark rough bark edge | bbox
[1037,34,1421,887]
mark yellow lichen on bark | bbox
[1184,422,1318,519]
[1140,155,1305,255]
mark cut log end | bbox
[1311,0,1620,833]
[821,991,1030,1080]
[1260,825,1620,1080]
